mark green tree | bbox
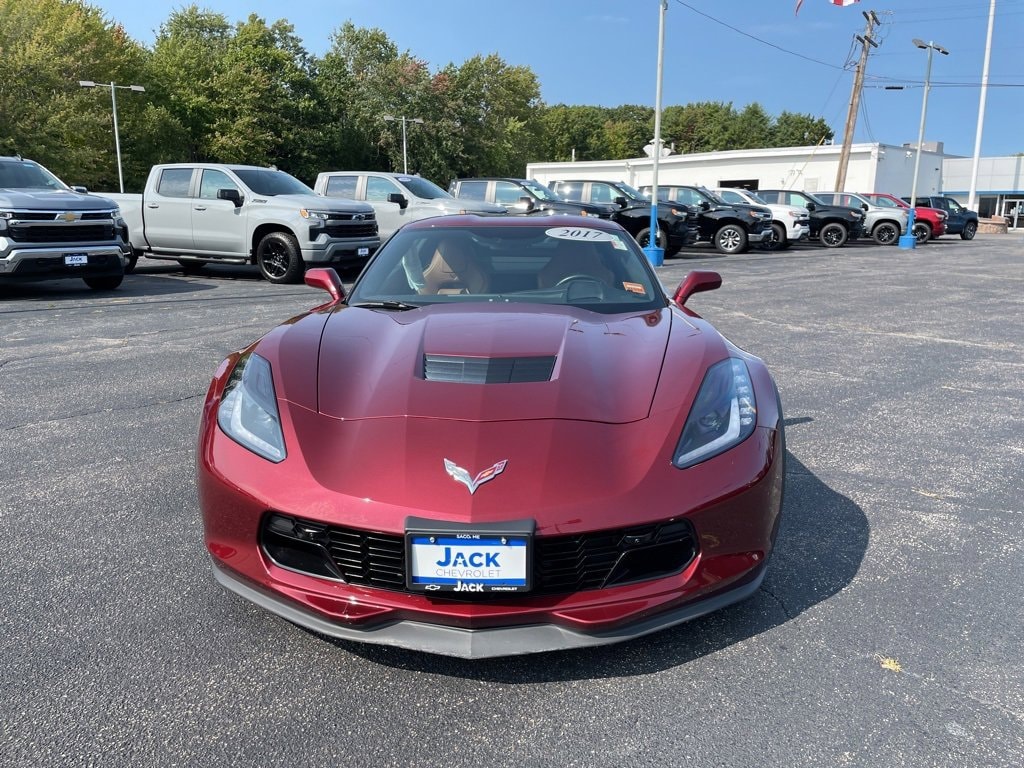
[770,111,834,147]
[538,105,609,162]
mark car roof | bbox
[400,213,622,233]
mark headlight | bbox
[673,358,757,469]
[850,211,863,219]
[217,352,286,463]
[787,210,803,219]
[0,211,11,231]
[300,209,332,221]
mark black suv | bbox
[640,185,773,254]
[449,178,612,218]
[902,195,979,240]
[756,189,865,248]
[547,179,698,255]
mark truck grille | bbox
[7,223,116,243]
[262,514,698,596]
[322,222,378,239]
[9,210,116,222]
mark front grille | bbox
[10,210,115,222]
[322,222,378,239]
[423,354,556,384]
[7,224,115,243]
[262,514,698,596]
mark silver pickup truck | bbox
[109,163,379,283]
[0,156,130,290]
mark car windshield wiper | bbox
[349,300,420,311]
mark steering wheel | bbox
[554,274,605,299]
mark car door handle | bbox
[146,203,160,209]
[194,206,207,211]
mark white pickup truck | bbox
[109,163,379,283]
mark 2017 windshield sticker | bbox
[545,227,616,242]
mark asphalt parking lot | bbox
[2,234,1022,767]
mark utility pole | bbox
[834,10,880,191]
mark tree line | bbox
[0,0,834,192]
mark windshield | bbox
[615,182,647,201]
[0,161,67,190]
[696,186,726,205]
[397,176,450,200]
[349,224,666,315]
[865,194,905,209]
[522,180,561,202]
[232,169,312,196]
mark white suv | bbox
[713,188,810,250]
[314,171,505,241]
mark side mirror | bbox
[700,201,711,211]
[217,188,243,207]
[672,270,722,308]
[71,185,89,194]
[516,196,535,213]
[805,202,817,211]
[387,192,409,209]
[304,268,346,303]
[861,203,869,211]
[613,196,628,208]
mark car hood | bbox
[266,193,374,214]
[0,188,119,210]
[313,304,679,424]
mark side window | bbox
[785,193,807,207]
[366,176,402,202]
[156,168,193,197]
[719,190,744,204]
[494,181,524,205]
[675,188,702,206]
[589,184,622,204]
[757,191,778,204]
[457,181,488,201]
[556,182,583,201]
[199,169,237,200]
[325,175,359,199]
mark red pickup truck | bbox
[860,193,947,244]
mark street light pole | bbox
[79,80,146,193]
[382,115,424,174]
[644,0,667,268]
[899,40,948,250]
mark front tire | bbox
[960,221,978,240]
[84,274,123,290]
[714,223,748,254]
[913,221,932,245]
[872,221,900,246]
[759,222,789,251]
[257,232,305,284]
[635,226,667,251]
[819,222,849,248]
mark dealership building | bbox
[526,142,1024,227]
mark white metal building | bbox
[942,155,1024,224]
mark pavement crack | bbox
[759,584,795,620]
[2,392,205,431]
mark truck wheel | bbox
[960,221,977,240]
[635,226,666,251]
[714,223,748,254]
[759,223,788,251]
[819,222,848,248]
[912,221,932,245]
[84,275,123,291]
[257,232,304,284]
[872,221,899,245]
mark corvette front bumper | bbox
[213,559,767,658]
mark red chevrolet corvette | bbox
[199,215,784,658]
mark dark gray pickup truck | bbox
[0,156,130,290]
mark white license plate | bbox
[357,247,369,256]
[64,254,88,266]
[408,534,529,593]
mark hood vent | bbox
[423,354,556,384]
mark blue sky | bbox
[89,0,1024,157]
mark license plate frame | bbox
[357,247,370,256]
[405,517,534,594]
[64,253,89,266]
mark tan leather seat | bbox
[419,236,488,295]
[537,246,614,289]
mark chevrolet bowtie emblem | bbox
[444,459,508,495]
[60,212,79,222]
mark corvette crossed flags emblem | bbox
[444,459,508,495]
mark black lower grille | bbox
[323,223,378,239]
[262,514,697,596]
[8,224,115,243]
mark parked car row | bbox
[0,154,984,291]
